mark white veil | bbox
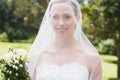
[28,0,98,78]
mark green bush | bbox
[0,32,8,42]
[97,39,117,55]
[0,47,31,80]
[5,26,37,42]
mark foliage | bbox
[0,0,9,34]
[82,0,120,55]
[0,0,49,42]
[0,47,31,80]
[81,0,120,79]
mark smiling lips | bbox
[57,28,68,33]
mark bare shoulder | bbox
[84,51,102,73]
[85,50,101,64]
[36,49,50,65]
[77,45,101,62]
[77,46,101,62]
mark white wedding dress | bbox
[36,63,89,80]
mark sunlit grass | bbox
[101,55,117,80]
[0,42,31,56]
[0,42,117,80]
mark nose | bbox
[58,18,65,27]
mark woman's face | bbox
[50,2,76,37]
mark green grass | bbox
[0,42,32,56]
[0,42,117,80]
[101,55,117,80]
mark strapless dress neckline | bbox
[36,63,89,80]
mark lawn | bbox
[0,42,117,80]
[101,55,117,80]
[0,42,32,56]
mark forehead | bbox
[50,2,74,14]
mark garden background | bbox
[0,0,119,80]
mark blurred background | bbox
[0,0,119,80]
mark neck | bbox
[52,35,79,50]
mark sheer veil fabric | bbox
[28,0,99,78]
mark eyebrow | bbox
[63,13,72,16]
[52,12,73,16]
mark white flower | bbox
[19,64,23,67]
[9,71,12,74]
[8,78,10,80]
[12,65,16,69]
[16,73,18,76]
[14,59,19,63]
[15,66,18,70]
[1,64,4,67]
[16,48,27,58]
[7,70,9,73]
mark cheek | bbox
[51,20,57,30]
[67,19,75,29]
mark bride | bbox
[28,0,102,80]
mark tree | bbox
[0,0,48,42]
[102,0,120,79]
[82,0,120,79]
[0,0,9,33]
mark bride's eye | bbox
[64,15,71,20]
[52,15,59,20]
